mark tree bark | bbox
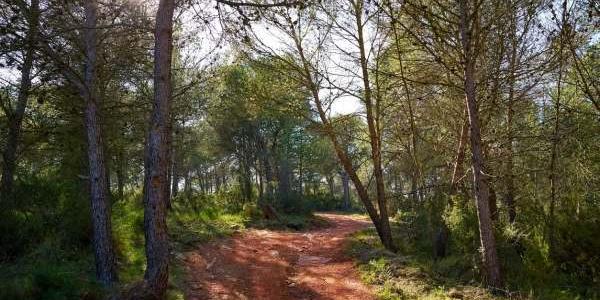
[548,47,563,259]
[451,117,469,194]
[116,153,125,200]
[353,0,394,251]
[341,171,350,210]
[81,0,118,286]
[171,148,179,198]
[459,0,502,288]
[277,157,291,200]
[1,0,39,198]
[288,4,395,251]
[142,0,175,296]
[504,15,518,223]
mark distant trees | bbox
[230,0,399,251]
[230,0,599,288]
[0,0,598,296]
[206,61,341,212]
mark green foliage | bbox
[112,195,146,283]
[168,200,247,251]
[443,199,479,256]
[0,238,102,300]
[0,176,91,259]
[351,200,599,300]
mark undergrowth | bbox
[346,223,598,300]
[0,178,334,300]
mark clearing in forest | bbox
[183,213,375,300]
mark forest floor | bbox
[182,213,376,300]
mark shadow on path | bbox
[183,213,375,300]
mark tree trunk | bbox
[326,175,334,196]
[142,0,175,296]
[488,181,498,221]
[257,163,264,199]
[171,149,179,198]
[451,118,469,195]
[277,157,291,201]
[81,0,118,286]
[459,0,502,288]
[289,9,395,251]
[504,17,518,223]
[341,171,350,210]
[184,171,192,195]
[354,0,394,251]
[0,0,39,199]
[548,45,563,259]
[116,157,125,200]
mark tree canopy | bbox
[0,0,598,299]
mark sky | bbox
[179,2,366,117]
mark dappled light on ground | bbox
[183,213,375,300]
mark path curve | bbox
[183,213,375,300]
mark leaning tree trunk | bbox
[354,0,394,251]
[81,0,118,286]
[142,0,175,297]
[1,0,39,199]
[289,12,395,251]
[459,0,502,288]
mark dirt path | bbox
[183,213,376,300]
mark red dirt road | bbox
[183,213,376,300]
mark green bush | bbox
[443,199,479,255]
[0,175,90,259]
[0,238,102,300]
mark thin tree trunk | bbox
[289,8,395,250]
[257,165,264,198]
[116,154,125,200]
[184,171,191,195]
[505,26,517,223]
[451,118,469,194]
[391,22,422,202]
[277,157,291,200]
[142,0,175,296]
[459,0,502,288]
[354,0,394,251]
[326,175,334,196]
[171,148,179,198]
[341,171,350,210]
[488,181,498,221]
[1,0,39,198]
[548,34,564,259]
[503,6,522,223]
[81,0,118,286]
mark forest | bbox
[0,0,598,299]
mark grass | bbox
[113,197,321,299]
[0,188,333,300]
[0,239,104,300]
[113,196,250,299]
[346,227,512,300]
[346,224,598,300]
